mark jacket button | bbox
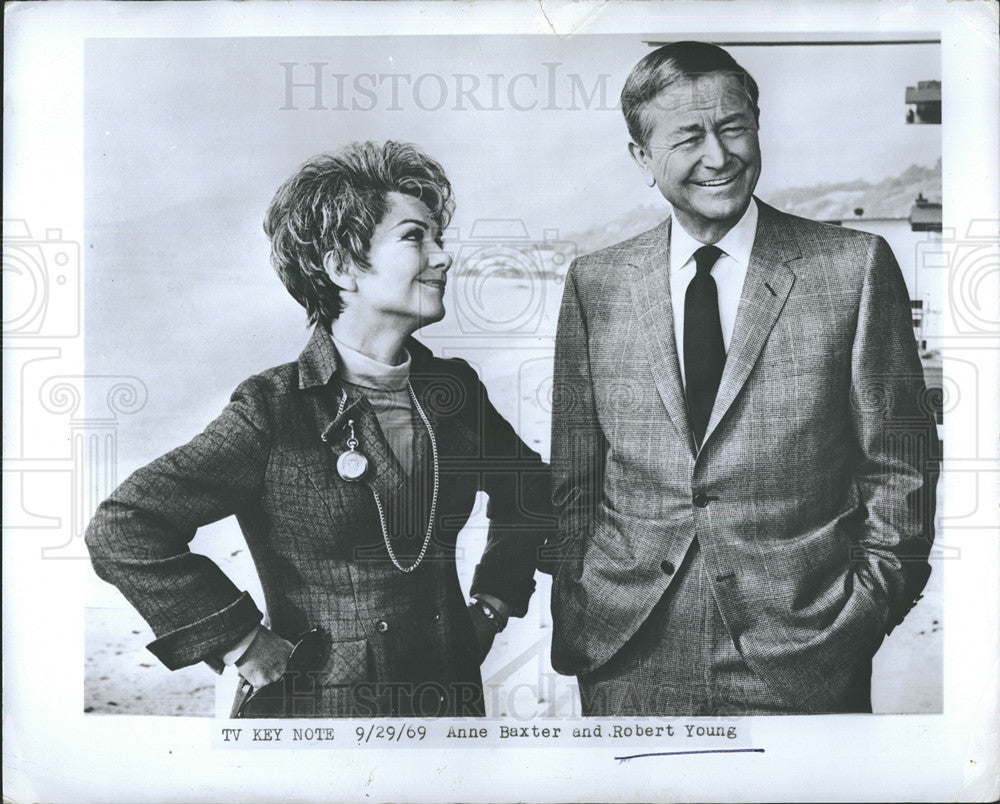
[376,619,390,634]
[693,492,710,507]
[660,560,676,575]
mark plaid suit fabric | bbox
[576,539,873,715]
[86,328,552,717]
[547,201,939,714]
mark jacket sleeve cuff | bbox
[470,562,536,618]
[146,591,263,670]
[220,625,264,666]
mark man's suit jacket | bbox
[86,327,551,717]
[546,200,939,713]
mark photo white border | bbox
[4,1,998,802]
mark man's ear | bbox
[627,142,657,188]
[323,251,357,292]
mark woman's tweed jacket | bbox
[86,327,552,717]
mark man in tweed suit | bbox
[545,42,939,714]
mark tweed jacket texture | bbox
[545,200,939,713]
[86,327,552,717]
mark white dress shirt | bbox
[669,199,759,385]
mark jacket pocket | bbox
[321,637,371,686]
[592,501,681,563]
[590,506,634,562]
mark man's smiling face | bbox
[629,71,761,243]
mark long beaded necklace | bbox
[334,384,439,573]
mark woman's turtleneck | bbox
[331,333,417,475]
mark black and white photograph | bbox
[3,1,998,802]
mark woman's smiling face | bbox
[340,191,453,330]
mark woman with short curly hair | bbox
[265,141,456,330]
[87,140,552,718]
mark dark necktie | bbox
[684,245,726,447]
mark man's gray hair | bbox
[620,41,760,147]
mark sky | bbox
[87,35,940,237]
[84,34,940,468]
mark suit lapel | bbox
[626,218,697,456]
[299,326,408,499]
[703,203,799,444]
[408,337,476,461]
[406,370,441,522]
[356,403,408,497]
[317,386,408,499]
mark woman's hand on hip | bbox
[234,627,295,688]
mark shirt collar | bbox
[297,325,434,390]
[669,197,759,274]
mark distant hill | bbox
[563,203,671,259]
[564,158,942,261]
[764,158,942,222]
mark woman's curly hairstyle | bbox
[264,141,455,330]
